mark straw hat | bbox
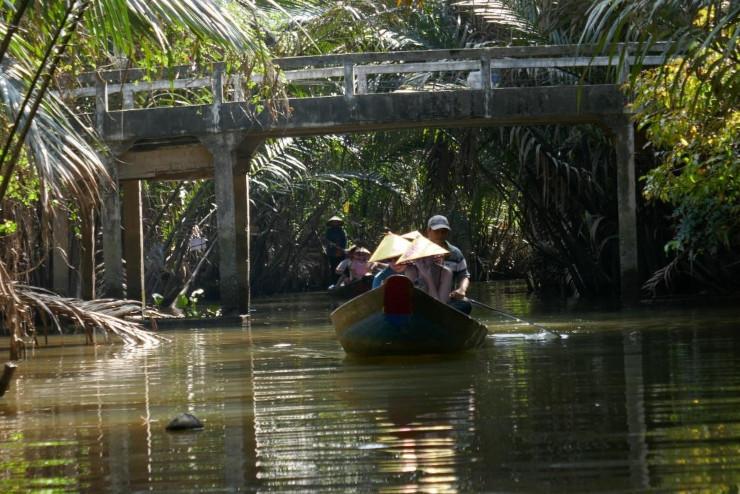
[354,247,371,255]
[400,230,422,240]
[327,215,344,225]
[397,235,449,264]
[369,233,412,262]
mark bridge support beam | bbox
[122,180,145,307]
[52,209,70,296]
[610,119,640,305]
[201,134,260,315]
[236,138,261,313]
[79,206,96,300]
[100,142,133,299]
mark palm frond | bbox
[581,0,739,74]
[453,0,537,36]
[0,60,105,206]
[249,138,308,192]
[642,255,680,297]
[89,0,261,55]
[15,284,165,346]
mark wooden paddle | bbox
[465,298,561,338]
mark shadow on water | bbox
[2,281,740,492]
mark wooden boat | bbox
[327,275,373,299]
[330,275,488,355]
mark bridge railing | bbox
[60,43,671,113]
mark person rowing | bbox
[425,215,472,314]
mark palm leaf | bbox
[16,284,165,346]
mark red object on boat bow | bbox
[384,275,413,315]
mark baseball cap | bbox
[427,215,451,231]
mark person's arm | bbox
[335,259,350,274]
[449,252,471,299]
[450,276,470,300]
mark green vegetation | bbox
[582,0,739,293]
[0,0,280,358]
[636,51,738,258]
[1,0,738,359]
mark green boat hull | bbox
[331,276,488,355]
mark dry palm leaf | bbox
[14,284,165,348]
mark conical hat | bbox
[397,235,449,264]
[401,230,422,240]
[369,233,412,262]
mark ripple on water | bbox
[2,285,740,491]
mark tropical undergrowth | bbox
[582,0,740,295]
[0,0,283,359]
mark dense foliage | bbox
[1,0,738,341]
[0,0,278,357]
[636,52,738,258]
[581,1,739,293]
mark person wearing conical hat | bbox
[324,215,347,280]
[426,215,472,314]
[370,234,420,289]
[400,230,422,241]
[395,234,453,303]
[370,233,452,302]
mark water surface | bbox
[2,282,740,492]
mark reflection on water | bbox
[1,282,740,492]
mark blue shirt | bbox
[372,267,394,289]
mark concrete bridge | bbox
[52,44,669,312]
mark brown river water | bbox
[1,281,740,493]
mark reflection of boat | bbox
[337,353,481,425]
[327,275,373,299]
[330,275,488,355]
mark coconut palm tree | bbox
[456,0,739,295]
[581,0,740,294]
[0,0,309,359]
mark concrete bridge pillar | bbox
[122,180,145,307]
[100,142,133,299]
[200,134,261,314]
[79,206,96,300]
[52,209,70,296]
[609,119,640,305]
[236,138,262,312]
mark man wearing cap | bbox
[325,216,347,276]
[426,215,472,314]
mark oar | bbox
[465,298,561,339]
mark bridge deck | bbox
[66,44,665,309]
[102,85,625,145]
